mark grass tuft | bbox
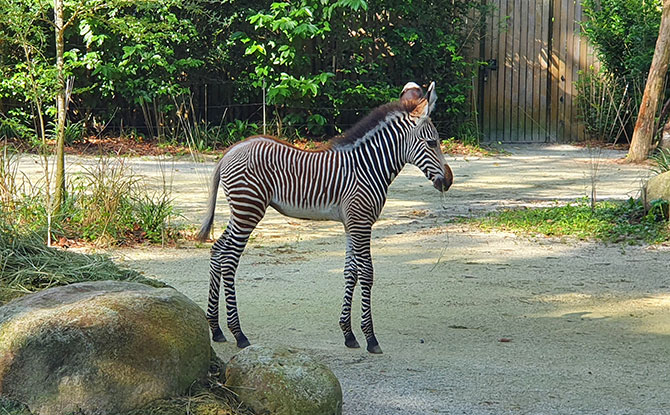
[650,148,670,174]
[0,226,164,306]
[127,355,254,415]
[460,198,670,244]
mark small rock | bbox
[225,345,342,415]
[645,171,670,215]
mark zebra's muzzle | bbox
[433,164,453,192]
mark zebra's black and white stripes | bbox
[197,81,452,353]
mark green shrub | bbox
[72,159,139,243]
[580,0,662,143]
[133,192,179,244]
[0,149,180,246]
[581,0,661,82]
[1,0,487,145]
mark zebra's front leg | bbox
[351,229,382,354]
[339,233,360,348]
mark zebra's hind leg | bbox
[206,218,260,348]
[339,233,360,348]
[207,227,231,342]
[222,220,258,348]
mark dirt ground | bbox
[20,145,670,414]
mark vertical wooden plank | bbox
[506,0,514,140]
[510,0,527,142]
[558,0,566,142]
[563,0,574,141]
[500,0,511,141]
[482,0,493,140]
[524,0,536,141]
[548,0,557,142]
[496,0,509,142]
[533,0,543,142]
[550,0,562,142]
[493,0,503,140]
[517,0,528,141]
[576,0,587,141]
[539,0,549,142]
[571,0,582,141]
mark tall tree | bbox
[628,0,670,162]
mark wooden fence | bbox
[476,0,600,143]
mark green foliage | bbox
[133,192,178,244]
[1,0,487,144]
[225,119,259,143]
[46,119,86,145]
[0,149,180,245]
[579,0,661,143]
[581,0,661,82]
[462,198,670,244]
[0,396,30,415]
[650,148,670,174]
[70,159,138,242]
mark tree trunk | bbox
[628,0,670,162]
[53,0,66,213]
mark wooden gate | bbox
[477,0,600,143]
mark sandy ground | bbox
[19,145,670,414]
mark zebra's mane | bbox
[328,99,421,149]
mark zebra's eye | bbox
[426,140,438,148]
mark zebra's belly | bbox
[270,200,342,222]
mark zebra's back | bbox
[220,136,354,222]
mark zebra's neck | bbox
[337,112,412,187]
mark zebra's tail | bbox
[196,158,223,242]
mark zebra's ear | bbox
[400,82,423,101]
[426,81,437,114]
[410,99,429,119]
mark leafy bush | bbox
[0,149,180,246]
[1,0,487,145]
[581,0,661,82]
[580,0,662,143]
[71,159,139,243]
[133,192,178,244]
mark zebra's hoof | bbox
[366,337,383,354]
[344,333,360,349]
[211,328,227,343]
[236,334,251,348]
[367,344,383,354]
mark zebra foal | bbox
[197,81,453,354]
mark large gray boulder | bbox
[645,171,670,215]
[225,345,342,415]
[0,281,211,415]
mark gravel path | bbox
[20,145,670,414]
